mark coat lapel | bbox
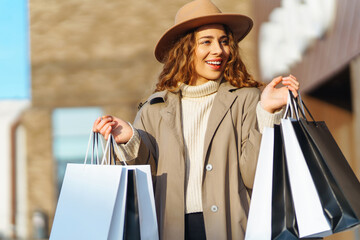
[148,82,238,164]
[154,91,185,148]
[203,82,238,160]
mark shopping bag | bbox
[123,168,140,239]
[50,164,125,240]
[50,132,159,240]
[271,125,299,240]
[103,134,159,240]
[245,127,274,240]
[246,126,299,240]
[281,94,332,238]
[289,93,360,233]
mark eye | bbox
[221,39,229,45]
[200,40,211,45]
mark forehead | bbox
[195,24,227,38]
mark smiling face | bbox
[192,24,230,86]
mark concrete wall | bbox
[30,0,257,109]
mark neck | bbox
[181,78,221,98]
[191,78,209,86]
[191,75,223,86]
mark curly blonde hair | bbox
[155,25,262,92]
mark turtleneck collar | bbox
[180,78,221,98]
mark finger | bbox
[287,76,300,88]
[102,115,113,119]
[287,86,298,98]
[283,83,299,92]
[289,74,297,81]
[283,77,299,86]
[104,125,112,140]
[285,75,298,84]
[93,117,101,132]
[99,122,116,135]
[96,117,113,132]
[282,79,300,91]
[268,76,283,87]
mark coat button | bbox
[211,205,218,212]
[206,164,213,171]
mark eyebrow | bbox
[198,35,228,40]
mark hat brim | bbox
[155,14,253,63]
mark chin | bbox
[206,74,223,80]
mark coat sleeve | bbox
[238,89,262,190]
[256,102,283,133]
[115,104,158,176]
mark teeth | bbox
[206,61,221,65]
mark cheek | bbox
[195,47,207,61]
[223,47,231,61]
[194,52,205,71]
[193,53,201,70]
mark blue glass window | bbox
[52,107,103,191]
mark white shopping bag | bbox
[281,118,332,238]
[245,127,274,240]
[50,132,159,240]
[50,164,124,240]
[125,165,159,240]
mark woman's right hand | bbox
[93,115,133,144]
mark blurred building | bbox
[254,0,360,239]
[2,0,256,239]
[1,0,359,239]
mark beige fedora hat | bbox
[154,0,253,63]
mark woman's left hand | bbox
[260,75,300,113]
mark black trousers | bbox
[185,212,206,240]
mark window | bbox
[52,107,103,191]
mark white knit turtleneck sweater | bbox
[180,80,220,213]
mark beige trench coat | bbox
[127,81,261,240]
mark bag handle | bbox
[288,90,317,123]
[100,134,128,166]
[283,91,299,119]
[84,130,105,165]
[283,92,292,118]
[101,134,115,165]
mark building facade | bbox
[253,0,360,239]
[1,0,359,239]
[5,0,256,239]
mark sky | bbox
[0,0,30,99]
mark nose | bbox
[211,41,223,56]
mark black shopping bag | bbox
[271,125,299,240]
[124,169,140,240]
[290,92,360,233]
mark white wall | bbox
[0,100,30,237]
[15,125,28,239]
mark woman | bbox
[94,0,299,239]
